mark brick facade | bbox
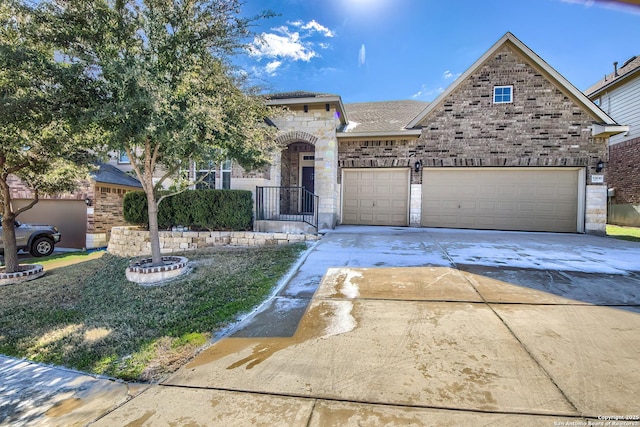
[90,184,140,235]
[7,174,93,201]
[607,137,640,204]
[339,45,607,183]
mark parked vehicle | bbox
[0,219,61,257]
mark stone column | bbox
[585,185,607,236]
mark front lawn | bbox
[0,244,304,382]
[607,224,640,243]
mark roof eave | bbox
[591,123,629,138]
[266,95,348,125]
[337,129,422,139]
[265,95,341,106]
[586,67,640,98]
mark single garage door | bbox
[342,168,410,226]
[421,168,579,232]
[14,199,87,249]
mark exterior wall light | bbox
[85,197,92,206]
[596,160,604,173]
[414,160,422,173]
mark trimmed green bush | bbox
[123,190,253,231]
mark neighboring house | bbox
[229,32,627,235]
[8,163,142,250]
[584,55,640,227]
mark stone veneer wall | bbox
[107,226,319,257]
[586,185,607,236]
[271,107,342,230]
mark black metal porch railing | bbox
[256,186,319,229]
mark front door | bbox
[301,166,314,213]
[299,153,315,213]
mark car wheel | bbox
[31,237,55,257]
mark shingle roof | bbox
[584,55,640,97]
[342,100,429,133]
[92,163,142,188]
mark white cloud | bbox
[249,32,317,62]
[248,19,334,65]
[265,61,282,75]
[443,70,461,80]
[358,44,366,67]
[412,85,444,100]
[295,19,335,38]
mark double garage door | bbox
[342,168,580,232]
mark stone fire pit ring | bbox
[126,256,189,285]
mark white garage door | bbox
[421,168,580,232]
[342,168,410,226]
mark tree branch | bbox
[13,189,39,217]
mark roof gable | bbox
[92,163,142,188]
[408,32,618,128]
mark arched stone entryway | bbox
[278,131,317,217]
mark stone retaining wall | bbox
[107,226,319,257]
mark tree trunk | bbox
[146,189,163,266]
[1,213,19,274]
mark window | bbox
[118,150,130,164]
[195,161,215,189]
[493,85,513,104]
[221,159,231,190]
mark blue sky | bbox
[237,0,640,104]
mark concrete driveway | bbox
[90,226,640,426]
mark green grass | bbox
[22,250,105,269]
[607,224,640,243]
[0,244,305,382]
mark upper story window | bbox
[118,150,130,164]
[493,85,513,104]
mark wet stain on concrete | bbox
[186,300,360,371]
[123,409,155,426]
[44,396,82,417]
[318,267,482,302]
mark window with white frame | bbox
[493,85,513,104]
[195,161,215,189]
[221,159,231,190]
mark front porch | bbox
[255,186,319,234]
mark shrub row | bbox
[123,190,253,231]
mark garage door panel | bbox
[13,199,87,249]
[342,169,409,226]
[422,169,579,233]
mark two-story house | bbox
[585,56,640,227]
